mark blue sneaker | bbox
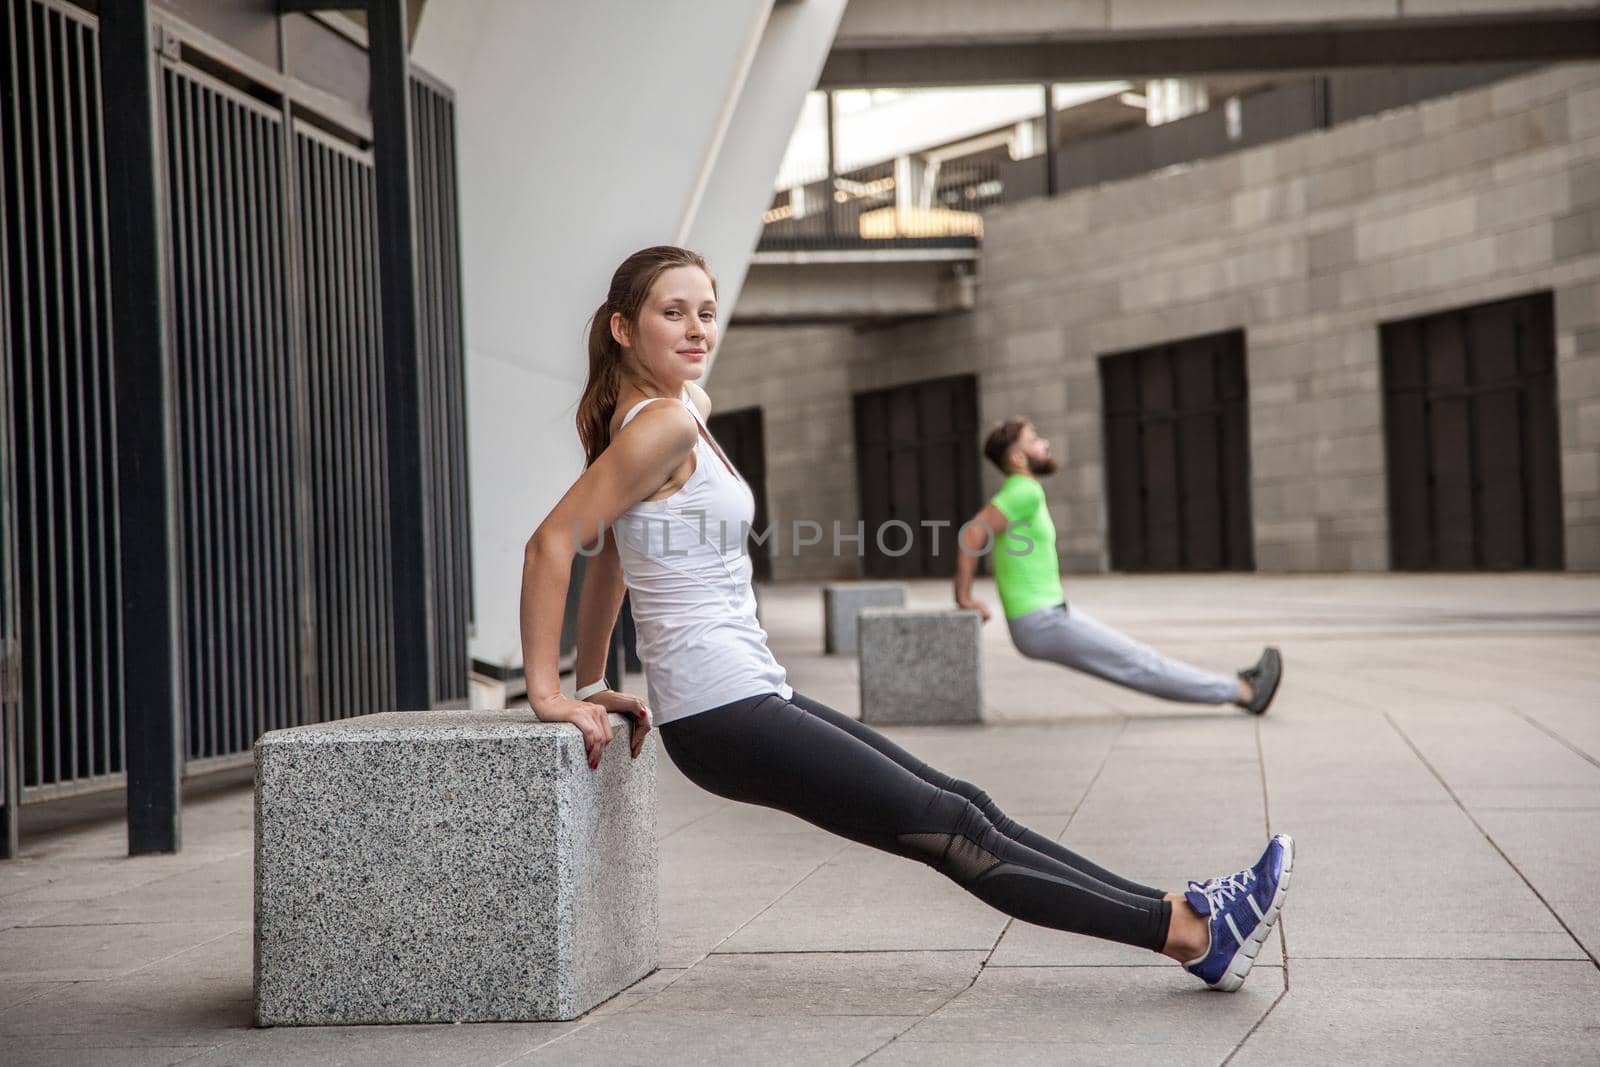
[1182,834,1295,992]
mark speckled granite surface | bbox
[822,583,908,655]
[253,710,657,1025]
[857,608,984,724]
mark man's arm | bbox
[954,502,1009,623]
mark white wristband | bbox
[575,678,609,700]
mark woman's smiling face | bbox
[615,265,718,384]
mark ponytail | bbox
[577,301,622,467]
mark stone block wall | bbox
[711,63,1600,577]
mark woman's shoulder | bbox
[683,380,712,419]
[610,392,697,444]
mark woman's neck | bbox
[618,372,682,402]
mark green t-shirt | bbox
[990,474,1064,620]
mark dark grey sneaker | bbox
[1237,647,1282,715]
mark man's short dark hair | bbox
[983,416,1030,473]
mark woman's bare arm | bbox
[573,533,626,691]
[520,403,697,765]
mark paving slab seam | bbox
[1382,710,1600,972]
[656,803,732,842]
[1219,719,1292,1067]
[682,841,854,967]
[977,712,1130,963]
[120,922,250,981]
[706,947,997,956]
[852,717,1133,1067]
[1499,701,1600,771]
[492,1019,603,1066]
[1291,955,1600,962]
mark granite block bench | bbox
[253,710,657,1026]
[857,607,984,725]
[823,582,908,655]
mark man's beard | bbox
[1028,455,1059,476]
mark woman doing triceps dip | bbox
[519,245,1295,993]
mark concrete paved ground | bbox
[2,574,1598,1065]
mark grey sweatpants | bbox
[1007,603,1238,705]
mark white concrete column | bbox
[412,0,843,670]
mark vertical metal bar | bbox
[360,152,383,714]
[346,152,377,716]
[305,138,331,722]
[212,85,237,756]
[423,88,456,701]
[51,3,76,779]
[269,114,295,732]
[87,24,123,778]
[353,151,377,716]
[74,20,108,779]
[409,83,432,699]
[0,2,19,858]
[205,84,230,755]
[237,101,265,750]
[424,86,448,700]
[284,127,316,728]
[187,73,212,757]
[192,75,219,760]
[165,67,197,762]
[320,139,342,716]
[241,109,279,742]
[100,0,181,853]
[264,115,296,732]
[232,101,265,752]
[247,111,278,734]
[1042,83,1058,198]
[33,4,66,788]
[369,0,433,710]
[360,157,394,711]
[9,0,43,792]
[330,148,354,717]
[268,116,296,731]
[219,91,245,756]
[57,13,90,780]
[440,92,472,644]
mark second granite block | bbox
[823,582,907,655]
[857,607,983,724]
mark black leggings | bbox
[659,691,1172,952]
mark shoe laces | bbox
[1190,867,1256,911]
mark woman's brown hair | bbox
[577,245,715,467]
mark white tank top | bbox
[611,394,791,724]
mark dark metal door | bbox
[1382,292,1562,570]
[854,374,981,579]
[1101,331,1253,572]
[707,406,772,582]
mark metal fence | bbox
[0,0,125,805]
[294,123,397,729]
[163,63,307,764]
[0,0,473,849]
[410,72,472,709]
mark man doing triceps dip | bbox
[955,416,1283,715]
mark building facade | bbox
[712,62,1600,579]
